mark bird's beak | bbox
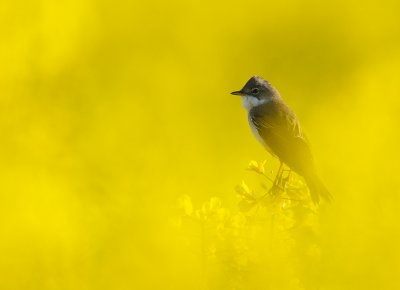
[231,90,245,96]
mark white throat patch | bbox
[241,95,268,112]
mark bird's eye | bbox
[251,88,259,95]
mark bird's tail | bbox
[304,173,332,204]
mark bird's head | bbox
[231,76,280,111]
[231,76,279,100]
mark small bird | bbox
[231,76,331,204]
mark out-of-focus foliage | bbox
[1,0,400,289]
[175,161,319,290]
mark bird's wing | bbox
[249,101,314,175]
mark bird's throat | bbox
[241,96,269,112]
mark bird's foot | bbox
[268,183,284,196]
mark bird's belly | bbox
[248,117,276,157]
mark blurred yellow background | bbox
[1,0,400,289]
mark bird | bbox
[231,76,331,204]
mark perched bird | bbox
[231,76,331,204]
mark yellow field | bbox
[1,0,400,289]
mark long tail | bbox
[303,173,332,204]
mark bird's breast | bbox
[248,115,276,156]
[242,96,268,112]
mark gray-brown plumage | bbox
[231,76,331,204]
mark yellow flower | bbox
[235,181,255,201]
[201,196,222,217]
[246,160,266,174]
[177,195,193,216]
